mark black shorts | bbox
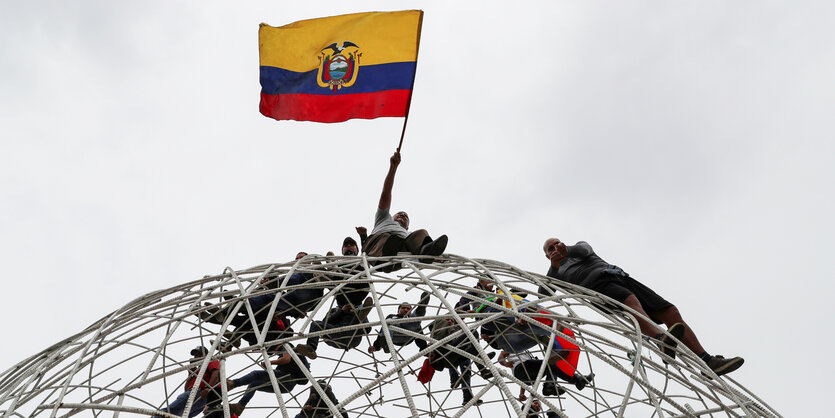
[595,276,673,322]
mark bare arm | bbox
[355,226,368,245]
[377,151,401,210]
[207,368,220,388]
[498,350,513,368]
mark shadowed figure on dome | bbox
[368,291,431,354]
[422,317,495,406]
[326,236,370,311]
[294,380,349,418]
[294,297,374,360]
[198,252,326,351]
[457,279,550,358]
[151,346,219,418]
[361,151,448,271]
[497,326,595,399]
[541,238,744,377]
[207,344,311,417]
[525,399,559,418]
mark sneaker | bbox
[198,304,226,324]
[705,355,744,377]
[295,344,318,360]
[542,382,566,396]
[420,235,448,257]
[657,322,685,362]
[574,373,594,391]
[418,291,431,307]
[464,398,484,406]
[229,403,245,416]
[357,297,374,321]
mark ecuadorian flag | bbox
[259,10,423,123]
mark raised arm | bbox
[377,151,401,210]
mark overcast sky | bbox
[1,1,832,416]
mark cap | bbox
[342,237,358,247]
[190,346,209,356]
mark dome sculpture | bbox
[0,254,781,417]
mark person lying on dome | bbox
[219,344,311,416]
[151,346,219,418]
[427,317,495,406]
[541,238,744,377]
[294,380,349,418]
[368,291,431,354]
[295,297,374,360]
[362,151,448,270]
[200,252,328,351]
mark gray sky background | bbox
[1,1,832,415]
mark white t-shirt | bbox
[370,207,408,238]
[506,351,535,370]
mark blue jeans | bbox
[232,369,297,406]
[448,361,474,402]
[155,389,206,418]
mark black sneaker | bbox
[657,322,685,362]
[198,304,226,324]
[295,344,318,360]
[420,235,448,257]
[574,372,594,391]
[705,355,744,377]
[542,382,566,396]
[418,291,431,307]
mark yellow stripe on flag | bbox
[259,10,423,72]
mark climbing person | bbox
[294,380,349,418]
[151,346,219,418]
[368,291,431,354]
[222,345,311,415]
[295,298,374,360]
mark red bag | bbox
[417,358,435,383]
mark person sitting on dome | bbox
[368,291,431,354]
[151,346,219,418]
[219,344,311,416]
[541,238,744,377]
[294,297,374,360]
[294,379,349,418]
[361,151,448,271]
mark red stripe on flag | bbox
[260,90,411,123]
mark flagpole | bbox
[396,98,412,153]
[396,10,424,154]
